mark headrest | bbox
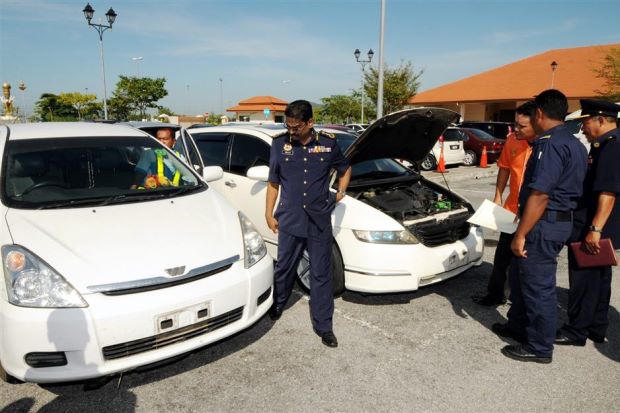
[11,152,46,177]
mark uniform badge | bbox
[593,142,600,148]
[283,143,293,155]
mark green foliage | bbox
[364,60,423,116]
[110,76,168,120]
[34,93,77,121]
[207,113,222,125]
[318,94,363,124]
[57,92,97,120]
[156,106,176,116]
[595,48,620,101]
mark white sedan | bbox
[0,122,272,383]
[187,108,484,294]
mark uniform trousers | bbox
[562,248,612,341]
[506,219,571,357]
[487,231,514,300]
[273,224,334,333]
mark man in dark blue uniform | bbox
[494,89,587,363]
[555,99,620,346]
[265,100,351,348]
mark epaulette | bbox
[271,130,288,139]
[539,134,551,140]
[318,130,336,139]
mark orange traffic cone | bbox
[436,136,446,173]
[479,146,488,168]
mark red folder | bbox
[569,238,618,268]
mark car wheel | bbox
[420,154,437,171]
[296,242,345,296]
[463,150,478,166]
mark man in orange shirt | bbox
[473,102,535,306]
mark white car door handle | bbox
[225,180,237,188]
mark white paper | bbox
[467,199,519,234]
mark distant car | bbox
[420,127,466,171]
[0,122,272,383]
[346,123,370,133]
[318,124,359,134]
[458,121,513,140]
[187,108,484,295]
[460,127,505,166]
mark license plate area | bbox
[450,144,459,150]
[155,302,211,334]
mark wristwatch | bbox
[337,190,346,196]
[588,225,602,232]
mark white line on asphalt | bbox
[454,189,494,195]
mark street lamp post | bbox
[132,56,143,77]
[354,48,374,124]
[219,77,223,115]
[18,81,26,122]
[550,61,558,88]
[82,3,117,120]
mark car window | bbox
[190,132,231,171]
[443,129,463,141]
[2,136,203,209]
[230,134,271,175]
[180,129,204,175]
[465,128,496,141]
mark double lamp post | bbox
[82,3,117,121]
[354,48,374,124]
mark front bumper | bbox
[0,256,273,383]
[340,226,484,293]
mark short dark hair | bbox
[516,101,536,119]
[285,100,313,122]
[534,89,568,121]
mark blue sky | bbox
[1,0,619,117]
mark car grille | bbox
[102,306,244,360]
[408,211,471,247]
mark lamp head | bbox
[354,49,361,61]
[367,49,374,61]
[105,7,117,25]
[82,3,94,22]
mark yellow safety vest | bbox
[156,150,181,187]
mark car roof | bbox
[1,122,148,141]
[188,124,351,140]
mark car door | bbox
[175,128,205,175]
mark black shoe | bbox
[588,331,607,344]
[501,344,552,364]
[472,294,507,307]
[554,331,586,346]
[491,323,526,343]
[269,305,283,321]
[320,331,338,348]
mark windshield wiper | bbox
[37,197,112,209]
[353,171,401,181]
[161,185,203,197]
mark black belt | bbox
[543,210,572,222]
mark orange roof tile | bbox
[227,95,288,112]
[410,44,619,104]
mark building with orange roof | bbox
[227,96,288,122]
[409,43,619,122]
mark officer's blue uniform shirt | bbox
[269,129,349,237]
[518,124,588,214]
[580,127,620,245]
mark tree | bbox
[207,113,223,125]
[594,48,620,101]
[110,76,168,120]
[58,92,97,120]
[364,60,423,117]
[317,94,363,124]
[34,93,77,121]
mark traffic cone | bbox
[436,136,446,173]
[479,146,488,168]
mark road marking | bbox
[453,189,494,195]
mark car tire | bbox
[463,150,478,166]
[296,242,345,297]
[420,154,437,171]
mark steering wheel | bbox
[19,181,68,196]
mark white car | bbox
[345,123,369,133]
[419,127,466,171]
[187,108,484,294]
[0,122,273,383]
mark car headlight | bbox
[238,212,267,268]
[353,230,419,244]
[1,245,87,308]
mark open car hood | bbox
[344,108,460,164]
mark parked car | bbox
[458,121,513,140]
[419,127,466,171]
[345,123,369,133]
[0,122,273,383]
[460,127,505,166]
[318,124,359,135]
[187,108,484,295]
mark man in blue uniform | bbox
[494,89,587,363]
[555,99,620,346]
[265,100,351,348]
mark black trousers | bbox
[486,231,514,300]
[562,247,613,341]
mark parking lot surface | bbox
[1,172,618,413]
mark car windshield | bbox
[3,136,204,209]
[465,128,496,141]
[335,133,412,180]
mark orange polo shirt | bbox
[497,133,532,214]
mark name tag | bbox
[308,146,331,153]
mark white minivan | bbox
[0,122,273,383]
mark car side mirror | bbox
[246,165,269,181]
[202,166,223,182]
